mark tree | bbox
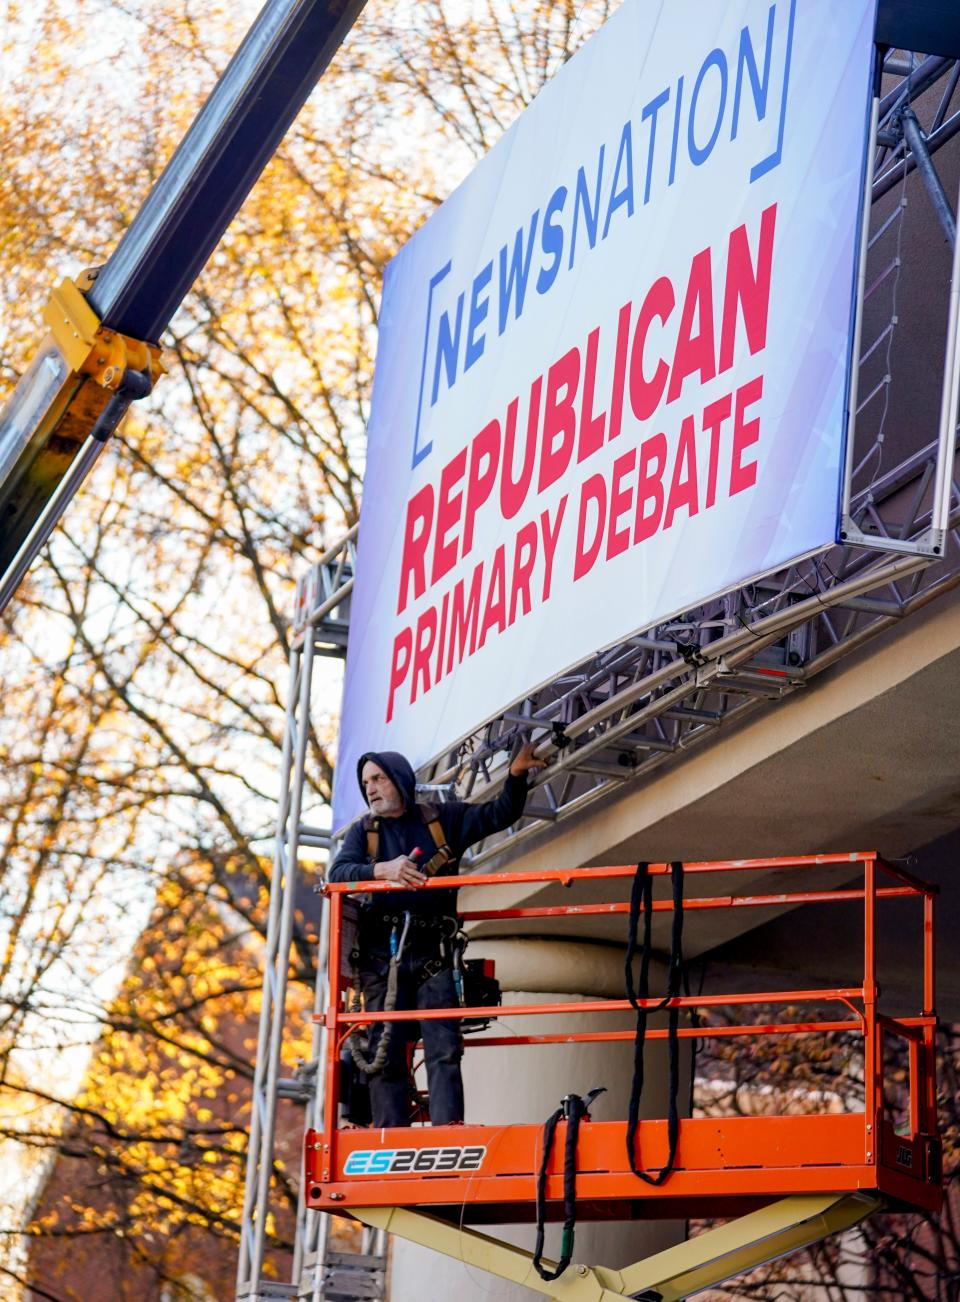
[0,3,617,1295]
[692,1011,960,1300]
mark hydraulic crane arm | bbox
[0,0,368,613]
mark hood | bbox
[356,750,416,812]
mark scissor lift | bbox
[306,853,941,1298]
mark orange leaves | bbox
[5,2,624,1291]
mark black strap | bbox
[533,1087,605,1281]
[347,956,399,1076]
[624,861,685,1184]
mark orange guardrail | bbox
[306,852,941,1224]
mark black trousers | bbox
[359,950,464,1128]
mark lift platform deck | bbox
[305,852,942,1296]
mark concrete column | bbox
[388,938,688,1302]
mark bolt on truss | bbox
[295,52,960,872]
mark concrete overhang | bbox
[469,578,960,997]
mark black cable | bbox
[533,1087,605,1282]
[624,861,685,1184]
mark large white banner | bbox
[333,0,877,827]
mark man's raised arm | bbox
[451,742,545,848]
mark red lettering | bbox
[667,248,716,405]
[508,521,538,626]
[629,277,674,422]
[574,474,606,581]
[387,626,412,722]
[577,326,606,462]
[606,448,637,559]
[663,414,699,529]
[463,418,500,555]
[702,393,732,509]
[538,346,580,493]
[478,545,507,650]
[411,606,437,703]
[634,433,668,543]
[431,448,467,586]
[720,203,776,373]
[540,497,567,602]
[608,300,632,440]
[730,375,763,496]
[397,484,434,615]
[433,590,450,685]
[446,562,484,675]
[501,383,541,519]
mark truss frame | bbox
[244,45,960,1302]
[297,52,960,870]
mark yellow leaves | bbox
[6,0,633,1283]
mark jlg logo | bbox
[343,1145,486,1175]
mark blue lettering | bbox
[603,123,634,239]
[688,49,728,167]
[668,76,685,186]
[498,210,540,335]
[368,1150,393,1174]
[344,1151,371,1175]
[536,186,567,296]
[465,260,492,372]
[569,146,605,269]
[749,0,795,181]
[732,5,776,140]
[430,293,465,406]
[640,87,670,204]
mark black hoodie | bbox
[326,749,529,920]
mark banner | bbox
[333,0,877,828]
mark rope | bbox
[624,861,685,1184]
[533,1087,605,1282]
[347,913,411,1076]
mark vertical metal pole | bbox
[322,890,344,1161]
[249,632,317,1292]
[841,94,881,532]
[236,645,301,1296]
[292,886,332,1297]
[923,892,936,1017]
[922,891,937,1133]
[929,169,960,553]
[909,1038,921,1136]
[862,854,879,1154]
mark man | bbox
[327,743,543,1127]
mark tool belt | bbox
[357,912,459,957]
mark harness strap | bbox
[533,1087,605,1282]
[364,816,380,862]
[420,816,453,876]
[363,806,453,876]
[624,860,685,1185]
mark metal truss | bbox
[236,615,387,1301]
[242,41,960,1302]
[841,53,960,555]
[300,52,960,871]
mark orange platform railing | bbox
[306,852,941,1224]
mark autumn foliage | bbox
[0,2,616,1297]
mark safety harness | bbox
[363,803,453,877]
[624,860,686,1184]
[348,808,455,1080]
[533,1087,606,1281]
